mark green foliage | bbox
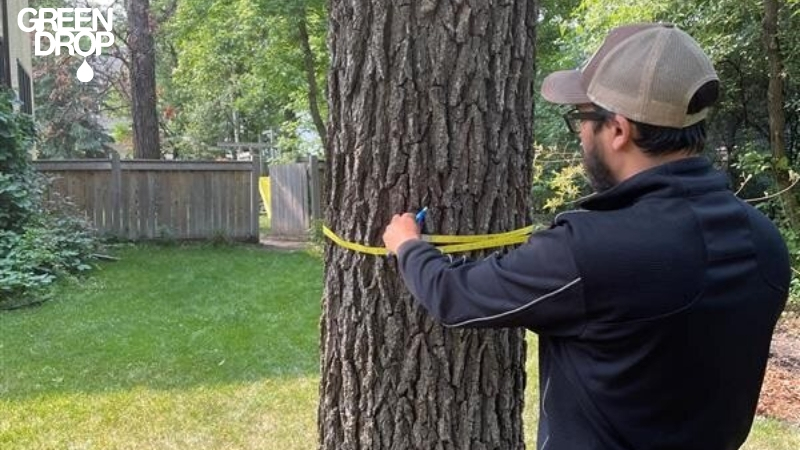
[30,0,329,161]
[33,55,115,159]
[110,122,132,146]
[163,0,328,160]
[0,90,38,232]
[534,0,583,152]
[0,210,97,305]
[782,227,800,308]
[530,144,590,220]
[0,89,98,307]
[29,0,115,159]
[731,146,779,199]
[306,218,325,258]
[0,231,55,297]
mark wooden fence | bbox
[268,156,322,239]
[34,153,261,241]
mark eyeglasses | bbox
[562,108,609,134]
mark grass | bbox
[1,244,798,449]
[523,335,540,445]
[0,244,320,449]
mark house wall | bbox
[0,0,33,115]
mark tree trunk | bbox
[128,0,161,159]
[320,1,537,448]
[763,0,799,228]
[298,13,328,150]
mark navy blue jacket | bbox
[397,157,790,450]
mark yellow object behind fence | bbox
[259,176,271,220]
[322,225,534,256]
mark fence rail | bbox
[34,154,261,241]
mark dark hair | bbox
[596,80,720,156]
[630,120,707,155]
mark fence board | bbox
[110,152,121,233]
[270,163,309,238]
[175,172,189,238]
[156,171,171,238]
[34,158,260,242]
[120,171,130,238]
[220,174,230,234]
[234,171,247,237]
[250,153,261,238]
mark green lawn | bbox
[0,244,320,449]
[1,244,797,449]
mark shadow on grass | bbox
[0,243,323,400]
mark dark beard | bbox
[583,145,617,192]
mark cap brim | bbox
[541,70,591,105]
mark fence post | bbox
[251,151,261,242]
[309,155,322,222]
[110,150,122,236]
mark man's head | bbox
[541,23,719,190]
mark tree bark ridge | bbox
[321,1,537,448]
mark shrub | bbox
[780,224,800,311]
[0,89,99,308]
[0,95,37,232]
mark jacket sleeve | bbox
[396,225,587,336]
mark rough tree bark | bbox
[127,0,161,159]
[320,1,537,449]
[763,0,799,229]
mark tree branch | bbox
[743,176,800,203]
[297,13,328,150]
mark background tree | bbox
[763,0,799,229]
[165,0,328,160]
[31,0,329,162]
[320,1,537,448]
[127,0,161,158]
[30,0,114,159]
[296,4,327,149]
[33,54,114,159]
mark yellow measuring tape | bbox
[322,225,534,256]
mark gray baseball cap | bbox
[541,23,718,128]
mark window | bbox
[17,61,32,114]
[0,37,7,87]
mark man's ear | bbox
[607,114,634,152]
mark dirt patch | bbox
[757,313,800,425]
[259,237,308,251]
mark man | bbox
[382,23,790,450]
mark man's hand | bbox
[382,213,421,254]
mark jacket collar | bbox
[580,157,730,211]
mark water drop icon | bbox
[77,59,94,82]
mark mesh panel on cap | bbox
[646,32,698,126]
[588,29,664,124]
[585,26,718,128]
